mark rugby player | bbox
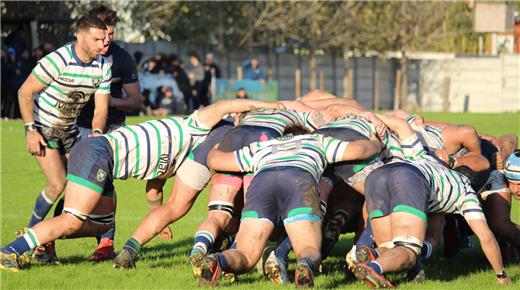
[0,99,283,272]
[351,114,511,287]
[199,124,381,287]
[17,15,111,264]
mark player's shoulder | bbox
[109,42,133,61]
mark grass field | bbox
[1,112,519,289]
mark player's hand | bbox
[159,226,173,240]
[26,130,47,157]
[412,114,425,127]
[88,132,103,138]
[496,277,511,284]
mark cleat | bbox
[199,255,223,287]
[190,251,205,278]
[353,263,394,288]
[221,272,236,284]
[407,256,426,283]
[89,238,115,262]
[15,227,29,237]
[295,262,314,288]
[256,245,275,275]
[346,246,358,271]
[264,251,288,285]
[355,246,378,264]
[0,252,21,272]
[33,241,60,265]
[113,248,137,269]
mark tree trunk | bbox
[342,48,352,98]
[309,49,317,91]
[400,50,408,110]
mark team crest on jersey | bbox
[96,169,107,182]
[70,91,86,102]
[91,75,102,87]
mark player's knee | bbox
[46,178,66,197]
[61,208,87,234]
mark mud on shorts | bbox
[38,125,80,154]
[364,162,429,224]
[66,137,115,196]
[316,127,380,186]
[212,125,280,189]
[177,119,234,190]
[241,167,322,225]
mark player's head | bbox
[454,165,487,192]
[87,4,118,55]
[283,124,311,136]
[504,150,520,199]
[75,15,107,59]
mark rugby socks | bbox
[123,238,142,257]
[214,252,229,270]
[191,231,214,256]
[275,236,292,263]
[421,241,432,260]
[2,229,39,255]
[297,256,316,272]
[355,220,375,248]
[28,190,55,227]
[98,226,116,243]
[320,200,328,216]
[366,261,383,275]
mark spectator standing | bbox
[169,55,192,113]
[2,48,27,118]
[188,53,207,109]
[204,52,221,79]
[243,58,265,82]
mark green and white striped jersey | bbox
[396,134,485,221]
[31,42,112,131]
[320,115,375,138]
[102,111,211,180]
[239,109,318,135]
[233,133,350,183]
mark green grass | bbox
[1,113,520,289]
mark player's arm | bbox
[18,73,48,156]
[91,93,109,135]
[302,97,365,110]
[466,218,510,284]
[207,146,242,172]
[374,113,415,141]
[197,99,284,129]
[297,89,337,102]
[109,81,142,112]
[341,139,382,161]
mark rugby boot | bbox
[89,237,115,262]
[190,250,205,278]
[406,256,426,283]
[264,251,288,285]
[15,227,33,266]
[0,252,21,272]
[33,241,61,265]
[321,218,342,259]
[295,262,314,288]
[199,254,223,287]
[113,248,137,269]
[353,263,394,288]
[256,245,275,275]
[355,245,378,264]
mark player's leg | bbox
[484,190,520,251]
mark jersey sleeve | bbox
[31,51,65,86]
[95,56,112,95]
[459,192,486,221]
[234,142,260,172]
[184,110,212,138]
[322,135,349,163]
[400,133,430,161]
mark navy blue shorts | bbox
[316,127,369,181]
[364,162,429,224]
[218,125,280,153]
[37,125,80,154]
[241,168,322,225]
[66,137,114,196]
[190,119,234,166]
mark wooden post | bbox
[267,68,273,81]
[319,70,325,91]
[443,77,451,112]
[295,69,301,99]
[347,68,353,99]
[237,66,243,80]
[374,70,380,111]
[393,69,402,110]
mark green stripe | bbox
[32,70,48,86]
[44,55,60,74]
[98,86,110,90]
[463,198,479,205]
[241,210,260,220]
[287,207,313,218]
[65,45,73,58]
[106,134,120,178]
[40,96,65,113]
[353,154,377,173]
[187,117,209,132]
[62,72,102,79]
[26,230,39,247]
[125,126,141,177]
[148,122,162,178]
[240,150,251,169]
[445,170,462,211]
[66,173,104,194]
[169,118,184,160]
[368,209,384,220]
[389,146,404,154]
[49,84,66,96]
[393,205,428,224]
[305,144,325,156]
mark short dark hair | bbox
[283,124,311,136]
[75,15,107,33]
[88,4,119,26]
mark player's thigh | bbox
[63,181,103,215]
[390,212,426,241]
[35,148,67,183]
[235,219,273,262]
